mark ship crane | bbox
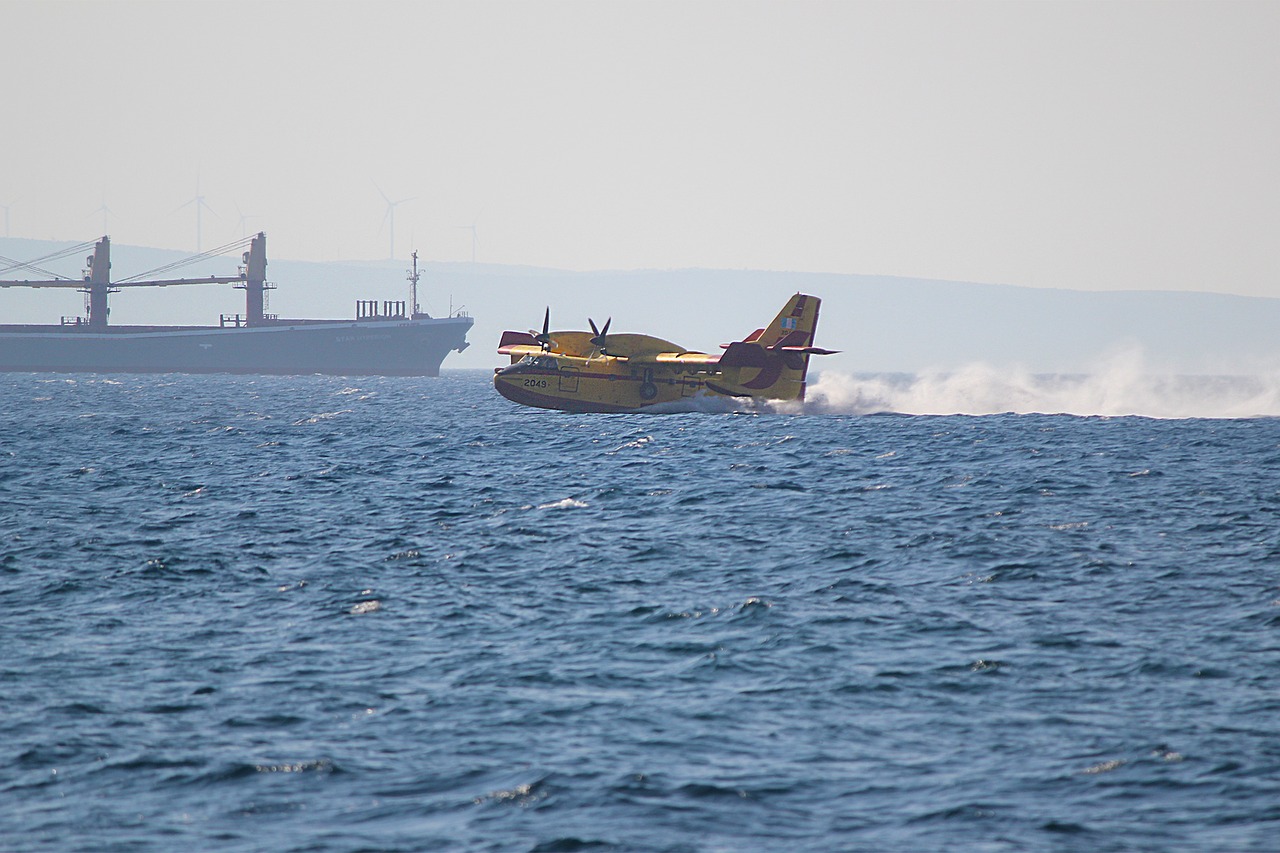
[0,233,271,330]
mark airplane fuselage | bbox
[494,353,738,413]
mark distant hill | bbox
[3,236,1277,375]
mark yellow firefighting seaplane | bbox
[493,293,836,412]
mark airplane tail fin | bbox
[714,293,834,401]
[754,292,822,349]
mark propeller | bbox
[531,307,552,351]
[588,316,612,354]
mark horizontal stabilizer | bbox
[781,346,840,356]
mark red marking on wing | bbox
[499,330,538,349]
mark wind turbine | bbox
[176,176,217,252]
[88,191,112,235]
[374,182,414,260]
[232,200,258,239]
[454,217,479,263]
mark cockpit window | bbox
[519,355,559,370]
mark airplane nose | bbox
[493,371,525,405]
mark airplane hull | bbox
[493,363,755,413]
[493,377,639,413]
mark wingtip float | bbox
[493,293,837,413]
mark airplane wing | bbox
[544,331,598,358]
[497,329,598,358]
[638,341,839,366]
[648,351,721,366]
[498,313,840,363]
[498,344,545,358]
[594,333,687,359]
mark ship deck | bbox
[0,317,466,335]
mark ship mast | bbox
[407,250,421,318]
[84,237,114,330]
[235,232,270,325]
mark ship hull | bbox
[0,316,473,376]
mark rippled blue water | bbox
[2,372,1278,852]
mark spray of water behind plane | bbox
[802,356,1280,419]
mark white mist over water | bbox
[625,352,1280,418]
[804,358,1280,419]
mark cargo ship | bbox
[0,233,472,376]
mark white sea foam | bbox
[291,409,354,426]
[639,392,768,414]
[537,498,588,510]
[804,352,1280,419]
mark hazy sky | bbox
[5,0,1278,296]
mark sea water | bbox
[1,371,1278,852]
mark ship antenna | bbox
[406,250,420,318]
